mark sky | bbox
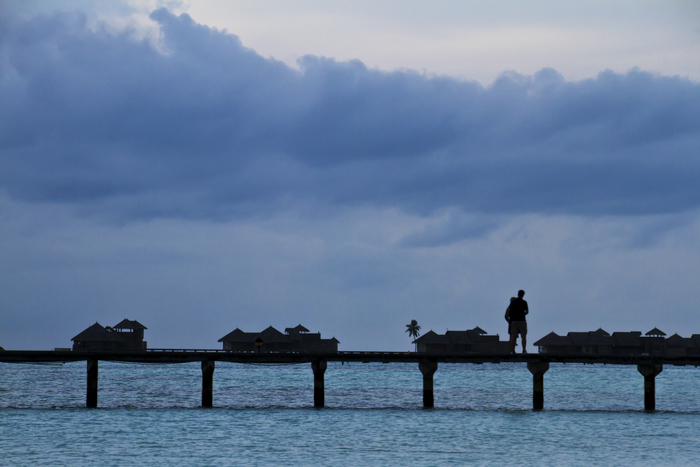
[1,0,699,351]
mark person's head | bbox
[518,289,525,298]
[510,297,516,302]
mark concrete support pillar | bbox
[87,359,98,408]
[311,360,327,408]
[201,360,215,408]
[419,361,438,408]
[527,361,549,411]
[638,364,663,411]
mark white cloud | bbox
[180,0,700,84]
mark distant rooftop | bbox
[71,322,122,342]
[113,319,147,331]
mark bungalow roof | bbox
[413,330,449,345]
[113,319,147,330]
[534,332,571,347]
[256,326,289,343]
[218,328,255,343]
[220,325,335,344]
[646,327,666,336]
[285,324,310,334]
[666,333,683,344]
[72,323,123,342]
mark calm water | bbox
[1,361,699,465]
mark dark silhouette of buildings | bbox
[412,327,510,354]
[218,324,339,352]
[71,319,148,351]
[534,328,700,356]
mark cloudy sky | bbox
[1,0,699,350]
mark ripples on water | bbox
[1,362,699,465]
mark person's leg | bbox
[509,333,516,353]
[521,322,528,353]
[521,335,527,353]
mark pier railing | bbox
[1,349,698,410]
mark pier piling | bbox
[86,359,98,408]
[312,360,327,407]
[201,360,215,407]
[637,364,663,411]
[527,361,549,410]
[419,360,438,408]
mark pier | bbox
[1,350,698,410]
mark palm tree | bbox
[405,320,421,351]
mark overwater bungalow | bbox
[218,324,339,352]
[534,328,700,356]
[71,319,148,351]
[413,327,510,354]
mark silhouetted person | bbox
[505,297,516,338]
[505,290,529,354]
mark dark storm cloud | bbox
[1,8,699,223]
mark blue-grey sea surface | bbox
[1,361,699,466]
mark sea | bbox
[1,360,699,466]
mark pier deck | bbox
[2,350,698,410]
